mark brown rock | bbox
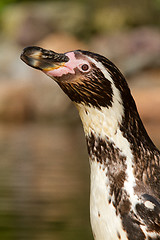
[133,87,160,123]
[37,32,87,52]
[0,81,35,122]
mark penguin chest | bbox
[90,160,128,240]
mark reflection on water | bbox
[0,122,93,240]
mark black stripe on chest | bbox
[86,132,129,214]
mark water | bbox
[0,122,93,240]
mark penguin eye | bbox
[80,64,89,72]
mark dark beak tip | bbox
[21,46,42,58]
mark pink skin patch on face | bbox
[44,52,90,77]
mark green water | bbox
[0,123,93,240]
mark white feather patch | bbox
[90,160,128,240]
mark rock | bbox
[132,87,160,123]
[0,81,35,122]
[132,86,160,147]
[0,79,75,123]
[37,32,87,52]
[91,27,160,75]
[30,77,73,121]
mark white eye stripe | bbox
[87,56,112,82]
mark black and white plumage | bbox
[21,46,160,240]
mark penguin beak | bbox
[20,46,69,71]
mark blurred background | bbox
[0,0,160,239]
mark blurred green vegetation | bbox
[0,0,160,41]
